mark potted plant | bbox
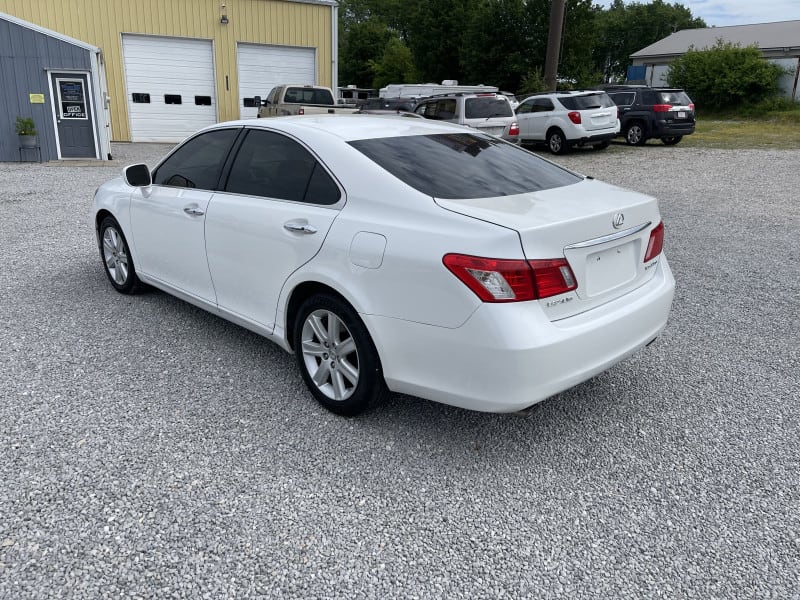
[15,116,37,149]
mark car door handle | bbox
[284,221,318,234]
[183,207,205,216]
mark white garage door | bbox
[122,35,217,142]
[238,43,316,119]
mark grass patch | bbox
[682,116,800,149]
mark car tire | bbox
[661,136,683,146]
[625,122,646,146]
[592,141,610,150]
[294,293,388,416]
[547,129,568,155]
[99,216,141,294]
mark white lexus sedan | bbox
[94,115,674,416]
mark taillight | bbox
[644,222,664,262]
[509,122,520,136]
[652,104,672,113]
[689,103,695,111]
[568,111,582,124]
[299,107,305,115]
[442,254,577,302]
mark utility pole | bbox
[543,0,566,91]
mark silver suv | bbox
[515,90,619,154]
[413,93,520,144]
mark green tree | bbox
[594,0,705,81]
[370,37,420,89]
[339,17,393,88]
[667,41,784,110]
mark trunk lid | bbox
[435,178,664,320]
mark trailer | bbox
[379,80,498,100]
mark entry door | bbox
[51,73,96,158]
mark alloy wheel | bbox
[300,309,360,402]
[102,226,130,285]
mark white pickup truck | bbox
[257,85,359,118]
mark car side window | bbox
[609,92,635,107]
[152,128,239,189]
[437,99,457,120]
[642,91,658,105]
[516,101,533,114]
[415,102,430,116]
[532,99,554,112]
[225,129,340,205]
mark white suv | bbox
[413,93,520,144]
[515,91,620,154]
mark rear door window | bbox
[225,129,340,205]
[464,97,513,119]
[558,93,615,110]
[349,133,580,199]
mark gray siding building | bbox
[630,20,800,100]
[0,12,111,162]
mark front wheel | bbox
[294,293,388,416]
[99,216,141,294]
[661,136,683,146]
[547,129,568,155]
[625,122,646,146]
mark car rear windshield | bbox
[657,91,692,105]
[348,133,581,199]
[464,97,513,119]
[559,93,615,110]
[283,87,334,105]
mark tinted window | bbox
[530,98,555,112]
[225,129,340,205]
[464,97,513,119]
[608,92,635,106]
[516,101,533,114]
[153,129,239,189]
[349,133,580,199]
[558,93,614,110]
[657,91,692,105]
[283,87,335,105]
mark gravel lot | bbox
[1,140,798,599]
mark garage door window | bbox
[225,129,340,205]
[153,129,239,190]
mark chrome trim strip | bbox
[565,221,652,249]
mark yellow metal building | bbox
[0,0,338,142]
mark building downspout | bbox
[331,3,338,92]
[793,57,800,101]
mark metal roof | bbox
[632,20,800,58]
[0,11,101,53]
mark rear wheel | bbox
[625,122,646,146]
[547,129,568,155]
[294,293,388,416]
[661,136,683,146]
[99,216,141,294]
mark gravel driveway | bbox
[1,141,798,599]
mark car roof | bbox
[202,115,469,142]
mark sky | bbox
[596,0,800,27]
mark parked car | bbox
[94,116,674,416]
[257,84,359,118]
[500,91,520,110]
[413,92,520,144]
[605,85,695,146]
[360,97,418,112]
[515,90,619,154]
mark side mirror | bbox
[254,95,262,107]
[124,163,152,187]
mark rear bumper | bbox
[653,121,695,137]
[365,257,675,413]
[575,131,616,146]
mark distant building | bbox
[630,20,800,99]
[1,0,338,160]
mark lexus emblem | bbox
[612,213,625,229]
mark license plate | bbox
[478,126,503,137]
[585,243,637,296]
[677,111,686,119]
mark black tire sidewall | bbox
[99,216,139,294]
[625,123,646,146]
[293,293,385,416]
